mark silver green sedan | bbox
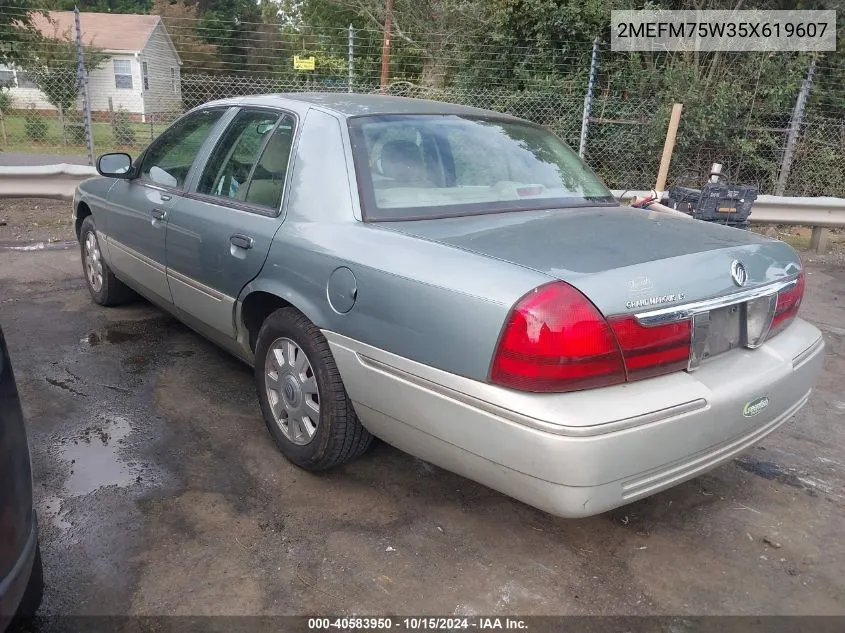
[72,93,824,518]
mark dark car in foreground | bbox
[0,325,43,631]
[73,93,824,518]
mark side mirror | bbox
[97,153,133,178]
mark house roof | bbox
[31,11,163,53]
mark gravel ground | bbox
[0,198,75,244]
[0,197,844,621]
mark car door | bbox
[104,108,226,305]
[165,108,297,338]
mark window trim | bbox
[186,105,300,217]
[347,113,618,223]
[113,58,133,90]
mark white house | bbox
[0,12,182,121]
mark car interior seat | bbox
[240,129,293,209]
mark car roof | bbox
[200,92,524,121]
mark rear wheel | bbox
[255,307,372,470]
[79,216,134,306]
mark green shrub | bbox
[0,88,11,113]
[64,109,87,145]
[111,107,136,146]
[24,106,48,141]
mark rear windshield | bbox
[348,114,616,221]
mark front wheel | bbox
[79,216,135,306]
[254,307,372,470]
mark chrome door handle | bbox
[151,208,167,220]
[230,234,254,250]
[160,194,172,202]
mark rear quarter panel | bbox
[243,107,551,380]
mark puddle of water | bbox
[39,495,72,533]
[734,457,804,488]
[0,240,76,252]
[82,328,142,346]
[61,415,138,496]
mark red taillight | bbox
[490,282,626,393]
[769,270,805,339]
[607,316,692,381]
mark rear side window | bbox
[197,109,296,211]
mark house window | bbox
[16,71,36,89]
[170,67,176,92]
[0,69,14,86]
[114,59,133,89]
[142,61,149,90]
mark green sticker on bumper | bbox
[743,396,770,417]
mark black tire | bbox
[79,216,135,306]
[255,307,372,471]
[10,541,44,630]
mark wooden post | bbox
[655,103,683,192]
[108,96,115,125]
[58,104,67,146]
[379,0,394,92]
[810,227,829,255]
[0,110,6,145]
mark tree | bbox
[0,0,45,67]
[195,0,264,72]
[152,0,223,74]
[306,0,495,88]
[40,0,153,12]
[18,24,107,143]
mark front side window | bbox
[138,109,224,189]
[348,114,615,221]
[142,61,149,90]
[197,109,296,211]
[114,59,133,89]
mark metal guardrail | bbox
[613,190,844,254]
[612,190,845,228]
[0,169,840,251]
[0,164,98,201]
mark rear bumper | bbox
[326,318,825,518]
[0,511,38,627]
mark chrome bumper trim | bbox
[635,276,799,327]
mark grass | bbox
[0,114,171,155]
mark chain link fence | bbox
[0,8,843,197]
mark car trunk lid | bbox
[380,206,801,317]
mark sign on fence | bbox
[293,56,316,71]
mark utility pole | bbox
[348,24,354,93]
[578,37,599,159]
[776,58,816,196]
[379,0,393,92]
[74,6,95,166]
